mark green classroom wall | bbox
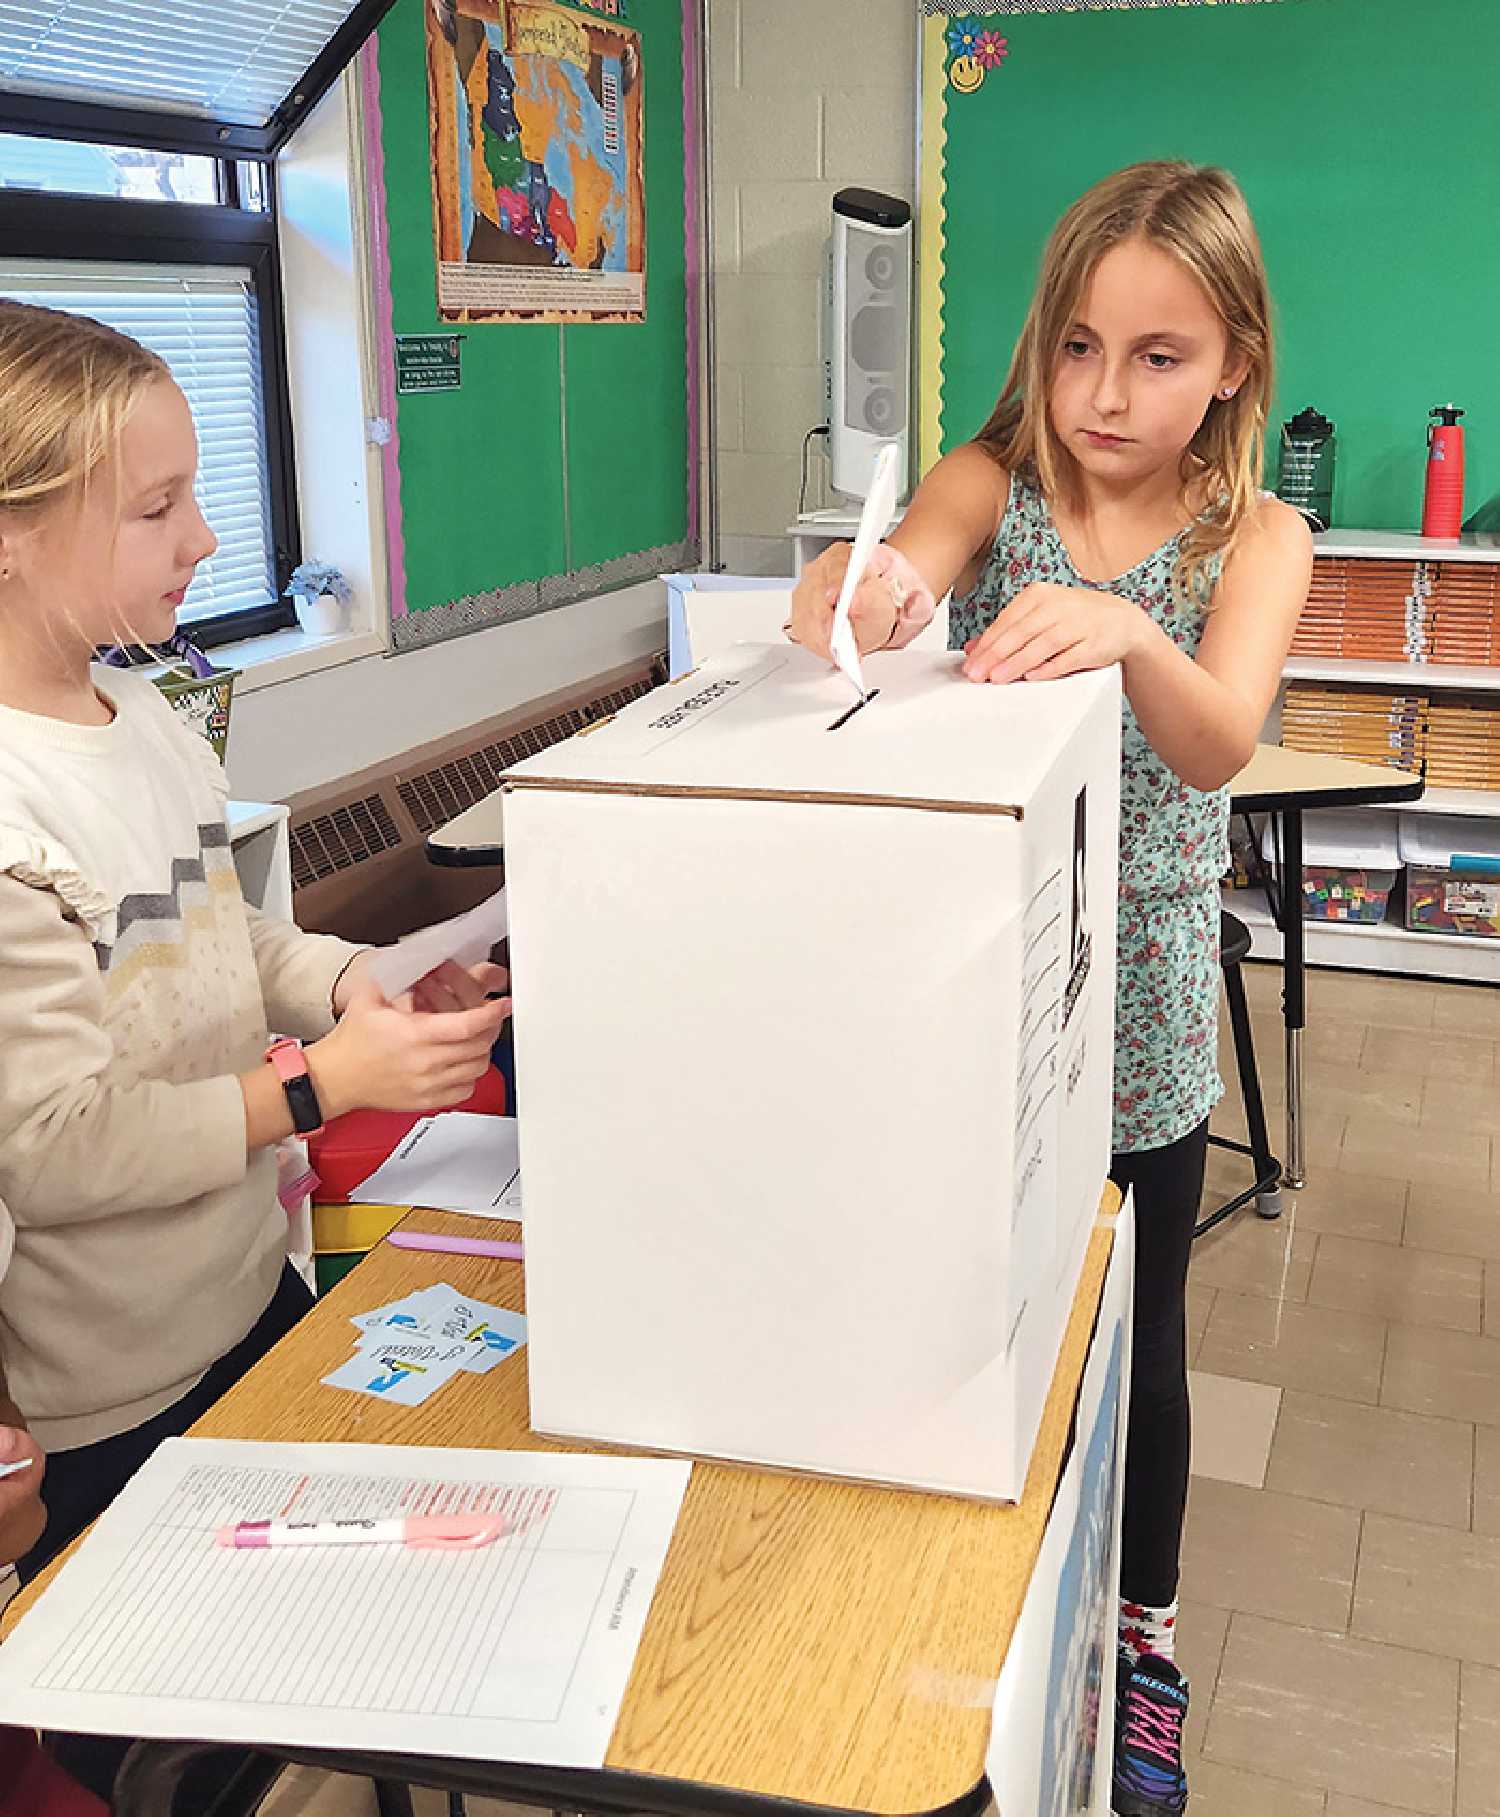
[934,0,1500,532]
[375,0,690,620]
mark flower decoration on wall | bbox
[945,16,1008,94]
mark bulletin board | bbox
[918,0,1500,532]
[363,0,697,653]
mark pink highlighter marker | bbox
[215,1513,506,1551]
[386,1231,523,1261]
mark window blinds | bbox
[0,260,276,621]
[0,0,365,128]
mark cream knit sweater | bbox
[0,671,362,1451]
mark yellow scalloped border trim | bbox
[917,14,949,480]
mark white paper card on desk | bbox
[0,1437,691,1766]
[350,1112,522,1217]
[365,887,508,1001]
[827,439,901,702]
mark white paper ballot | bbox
[828,440,902,702]
[366,887,509,1002]
[351,1112,522,1218]
[0,1437,691,1767]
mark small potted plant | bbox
[286,560,353,638]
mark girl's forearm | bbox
[1123,620,1261,792]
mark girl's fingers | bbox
[412,978,463,1015]
[997,625,1080,683]
[971,620,1069,684]
[419,999,513,1044]
[966,625,1042,681]
[427,960,490,1009]
[1022,643,1093,683]
[963,595,1046,674]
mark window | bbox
[0,263,277,627]
[0,135,300,645]
[0,0,399,646]
[0,0,387,155]
[0,131,218,204]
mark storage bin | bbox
[308,1065,508,1202]
[1399,814,1500,938]
[154,660,237,760]
[1261,809,1402,923]
[311,1202,409,1297]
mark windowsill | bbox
[211,623,389,693]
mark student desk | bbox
[6,1198,1120,1817]
[1230,746,1423,1188]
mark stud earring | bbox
[1221,387,1238,400]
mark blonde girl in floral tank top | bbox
[791,163,1310,1817]
[950,471,1230,1155]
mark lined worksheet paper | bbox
[0,1439,690,1764]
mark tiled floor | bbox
[1182,962,1500,1816]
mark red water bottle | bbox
[1422,404,1466,538]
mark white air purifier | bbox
[825,187,913,502]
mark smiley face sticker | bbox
[949,53,985,94]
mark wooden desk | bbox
[7,1198,1120,1817]
[1230,744,1423,1188]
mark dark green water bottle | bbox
[1277,407,1336,531]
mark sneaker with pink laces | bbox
[1113,1652,1190,1815]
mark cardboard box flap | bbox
[503,644,1119,814]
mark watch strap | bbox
[265,1038,325,1137]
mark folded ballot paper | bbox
[324,1283,527,1407]
[366,888,509,1002]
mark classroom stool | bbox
[1194,912,1283,1240]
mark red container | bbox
[308,1066,509,1202]
[1422,404,1466,539]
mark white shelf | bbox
[1398,787,1500,820]
[1313,529,1500,564]
[1284,656,1500,691]
[1225,888,1500,983]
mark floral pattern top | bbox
[950,471,1229,1155]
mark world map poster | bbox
[426,0,647,322]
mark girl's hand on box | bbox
[0,1425,45,1566]
[961,581,1149,685]
[310,988,511,1119]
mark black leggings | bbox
[1110,1118,1208,1610]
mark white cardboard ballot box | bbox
[502,642,1121,1502]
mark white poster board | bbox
[987,1196,1134,1814]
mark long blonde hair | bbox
[0,300,168,518]
[975,161,1274,600]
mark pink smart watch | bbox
[265,1037,325,1136]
